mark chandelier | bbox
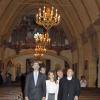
[34,32,49,58]
[34,45,46,57]
[36,6,60,30]
[34,1,61,59]
[34,32,51,46]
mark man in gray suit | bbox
[25,62,46,100]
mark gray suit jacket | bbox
[25,72,46,100]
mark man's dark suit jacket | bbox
[25,72,46,100]
[58,77,80,100]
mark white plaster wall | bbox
[13,54,65,73]
[61,50,72,64]
[3,48,73,81]
[4,48,16,59]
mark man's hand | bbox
[25,96,29,100]
[42,97,46,100]
[74,96,78,100]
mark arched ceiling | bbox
[0,0,100,50]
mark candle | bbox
[44,6,45,11]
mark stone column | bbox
[72,36,85,79]
[77,37,84,79]
[97,32,100,87]
[95,25,100,87]
[85,40,96,87]
[86,28,97,87]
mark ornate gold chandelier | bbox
[34,32,51,46]
[36,6,60,30]
[34,1,61,59]
[34,32,50,58]
[34,45,46,57]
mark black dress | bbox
[58,77,80,100]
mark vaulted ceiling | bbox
[0,0,100,50]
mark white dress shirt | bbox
[80,80,87,88]
[46,80,59,100]
[33,71,39,86]
[67,76,72,80]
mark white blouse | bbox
[46,80,59,100]
[80,80,87,88]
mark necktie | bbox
[34,71,38,86]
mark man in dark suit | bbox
[25,61,46,100]
[56,68,64,81]
[58,68,80,100]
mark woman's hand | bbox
[25,96,29,100]
[74,96,78,100]
[42,97,46,100]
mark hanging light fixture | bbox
[34,45,46,58]
[34,32,51,46]
[34,32,49,58]
[34,0,61,59]
[36,1,60,30]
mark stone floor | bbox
[0,86,100,100]
[0,86,22,100]
[79,88,100,100]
